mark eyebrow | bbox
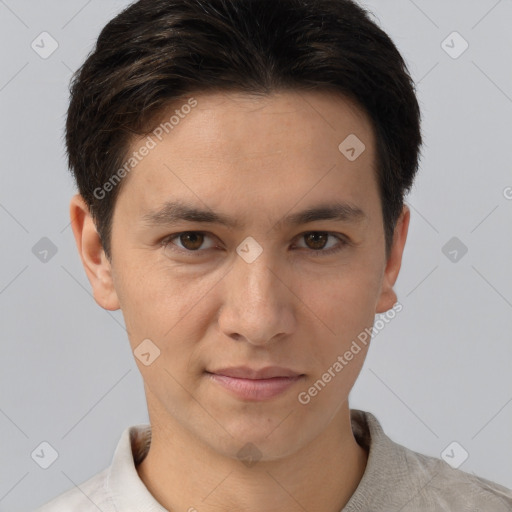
[141,200,367,230]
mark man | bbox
[36,0,512,510]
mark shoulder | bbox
[348,410,512,511]
[33,467,114,512]
[400,446,512,511]
[32,424,152,512]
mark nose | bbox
[217,249,297,346]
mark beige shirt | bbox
[34,409,512,511]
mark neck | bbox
[136,401,367,512]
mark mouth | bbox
[205,366,305,401]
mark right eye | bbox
[160,231,218,255]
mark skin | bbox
[70,90,410,512]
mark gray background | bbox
[0,0,511,510]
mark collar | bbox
[105,409,413,511]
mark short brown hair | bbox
[66,0,422,260]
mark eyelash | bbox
[160,231,348,257]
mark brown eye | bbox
[177,232,204,250]
[303,232,329,250]
[294,231,347,257]
[162,231,216,254]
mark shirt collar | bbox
[107,423,167,511]
[105,409,413,511]
[342,409,416,511]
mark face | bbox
[72,90,409,461]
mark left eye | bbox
[160,231,347,256]
[293,232,347,255]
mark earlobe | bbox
[375,204,410,314]
[69,194,121,311]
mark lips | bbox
[205,366,305,401]
[207,366,302,380]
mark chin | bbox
[206,414,309,461]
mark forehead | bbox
[170,90,373,155]
[115,90,378,224]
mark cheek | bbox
[116,259,221,360]
[299,259,382,376]
[299,282,373,410]
[308,261,382,332]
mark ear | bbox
[375,204,410,314]
[69,194,120,311]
